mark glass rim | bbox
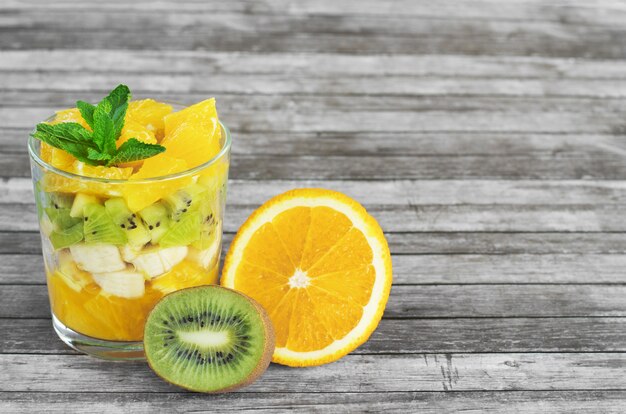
[28,116,231,184]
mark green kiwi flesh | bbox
[83,203,127,245]
[143,286,275,393]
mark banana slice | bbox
[187,238,221,269]
[69,244,126,273]
[92,269,146,298]
[131,246,188,279]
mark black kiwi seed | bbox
[120,224,125,228]
[84,217,88,221]
[91,231,97,235]
[156,221,161,227]
[148,225,154,230]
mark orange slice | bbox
[161,120,221,168]
[221,189,392,366]
[127,99,172,140]
[163,98,219,136]
[122,155,191,212]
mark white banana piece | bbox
[120,245,142,262]
[92,269,146,298]
[131,246,188,279]
[69,244,126,273]
[187,238,221,269]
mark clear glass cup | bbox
[28,116,231,360]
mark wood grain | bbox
[3,284,626,319]
[2,353,625,392]
[6,231,626,255]
[2,391,626,414]
[4,317,626,355]
[5,252,626,285]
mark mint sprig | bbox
[32,84,165,167]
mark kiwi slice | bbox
[143,286,275,393]
[104,198,151,248]
[163,183,207,222]
[158,211,201,248]
[138,202,170,243]
[49,222,84,250]
[83,203,127,245]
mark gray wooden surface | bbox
[1,0,626,412]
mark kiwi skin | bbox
[143,285,275,394]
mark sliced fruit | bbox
[162,183,207,221]
[92,269,146,298]
[187,231,221,269]
[83,203,127,245]
[221,189,393,367]
[104,198,151,248]
[51,107,91,130]
[149,260,217,294]
[130,246,188,279]
[117,118,158,147]
[161,121,221,168]
[70,193,99,218]
[42,161,133,197]
[69,243,127,273]
[127,99,172,139]
[163,98,218,136]
[158,212,201,248]
[143,285,275,393]
[123,155,191,212]
[138,202,170,243]
[49,222,84,250]
[57,250,97,292]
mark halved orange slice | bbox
[221,189,392,366]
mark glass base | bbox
[52,314,146,360]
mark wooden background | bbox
[1,0,626,412]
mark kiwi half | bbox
[143,286,275,393]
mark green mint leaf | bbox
[87,148,112,161]
[76,101,96,129]
[103,84,130,138]
[31,123,98,165]
[107,138,165,166]
[92,104,117,156]
[31,85,166,168]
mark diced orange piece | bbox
[127,99,172,140]
[163,98,218,136]
[122,155,191,211]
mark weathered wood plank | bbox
[6,178,626,206]
[4,317,626,355]
[2,390,626,413]
[9,153,626,179]
[6,129,626,159]
[1,10,625,58]
[6,231,626,255]
[4,71,626,98]
[5,252,626,285]
[6,202,626,232]
[1,0,624,24]
[3,284,626,319]
[2,353,625,392]
[3,99,625,133]
[3,51,626,79]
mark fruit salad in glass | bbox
[28,85,230,359]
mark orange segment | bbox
[149,260,218,294]
[163,98,218,136]
[41,161,133,196]
[122,155,191,211]
[161,120,221,168]
[127,99,172,139]
[51,107,91,130]
[221,188,393,367]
